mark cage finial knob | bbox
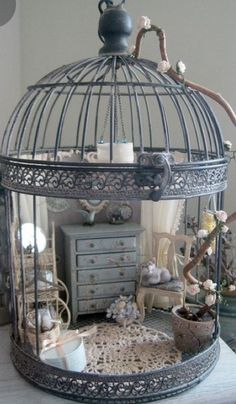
[98,0,132,55]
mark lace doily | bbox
[81,322,181,375]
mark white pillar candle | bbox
[87,142,134,163]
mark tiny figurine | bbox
[140,258,171,287]
[78,209,96,225]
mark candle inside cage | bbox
[87,142,134,163]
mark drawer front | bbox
[77,266,136,285]
[76,236,136,253]
[78,297,118,313]
[78,281,135,299]
[76,251,136,269]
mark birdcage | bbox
[0,0,235,402]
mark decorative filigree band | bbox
[1,157,228,201]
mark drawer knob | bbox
[119,271,124,276]
[120,256,125,262]
[90,274,95,281]
[119,241,124,246]
[120,287,125,292]
[90,289,95,294]
[89,243,95,248]
[90,304,96,309]
[90,259,95,264]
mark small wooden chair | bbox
[136,232,193,321]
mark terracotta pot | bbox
[172,304,215,353]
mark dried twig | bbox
[133,25,236,126]
[183,211,236,284]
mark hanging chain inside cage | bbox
[99,79,126,145]
[117,84,126,142]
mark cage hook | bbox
[98,0,125,15]
[98,0,113,15]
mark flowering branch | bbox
[183,211,236,284]
[133,17,236,126]
[133,23,168,66]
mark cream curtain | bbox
[16,193,48,237]
[140,199,185,309]
[12,154,49,238]
[141,199,185,269]
[141,151,185,267]
[140,152,185,308]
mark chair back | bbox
[152,232,193,281]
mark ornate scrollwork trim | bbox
[10,336,220,403]
[0,157,228,201]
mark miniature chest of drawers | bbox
[61,223,143,323]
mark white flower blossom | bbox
[205,293,216,306]
[197,229,209,239]
[157,60,171,73]
[206,247,213,256]
[137,16,151,30]
[130,44,136,54]
[229,284,236,292]
[224,140,232,151]
[186,284,200,296]
[215,210,228,223]
[222,225,229,233]
[176,60,186,75]
[203,279,217,291]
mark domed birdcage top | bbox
[0,0,235,201]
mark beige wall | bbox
[1,0,236,212]
[0,2,21,136]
